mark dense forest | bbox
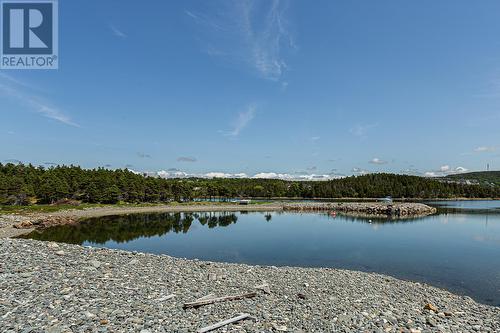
[0,163,498,205]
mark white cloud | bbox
[37,105,79,127]
[352,167,370,175]
[110,24,127,39]
[252,172,274,179]
[424,165,469,177]
[369,157,387,165]
[205,172,248,178]
[186,0,295,81]
[184,10,199,20]
[349,123,378,138]
[126,168,141,175]
[157,170,189,178]
[0,77,79,127]
[252,172,342,181]
[440,165,450,172]
[0,72,38,91]
[146,169,343,181]
[474,146,496,152]
[224,104,256,137]
[281,81,289,90]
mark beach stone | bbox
[47,242,59,248]
[0,238,498,332]
[426,317,437,327]
[423,303,438,312]
[89,260,101,269]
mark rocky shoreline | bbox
[0,202,437,238]
[283,202,437,218]
[0,238,498,332]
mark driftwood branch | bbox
[183,292,257,309]
[197,313,251,333]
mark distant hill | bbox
[444,171,500,186]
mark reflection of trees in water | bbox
[23,212,239,245]
[323,213,425,225]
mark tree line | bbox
[0,163,498,205]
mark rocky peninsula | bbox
[283,202,437,218]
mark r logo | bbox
[3,2,52,54]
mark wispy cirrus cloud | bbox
[0,72,38,91]
[109,24,127,39]
[36,105,79,127]
[0,74,79,127]
[474,146,497,153]
[186,0,295,81]
[222,104,256,137]
[349,123,378,139]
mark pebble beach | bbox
[1,238,498,332]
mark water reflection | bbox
[20,204,500,306]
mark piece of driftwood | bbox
[183,292,257,309]
[197,313,251,333]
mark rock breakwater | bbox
[283,202,437,218]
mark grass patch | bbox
[0,200,278,215]
[0,202,165,214]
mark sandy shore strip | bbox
[0,202,436,238]
[0,238,498,332]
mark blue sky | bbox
[1,0,500,179]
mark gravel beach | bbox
[1,238,498,332]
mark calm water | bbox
[23,201,500,306]
[425,200,500,211]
